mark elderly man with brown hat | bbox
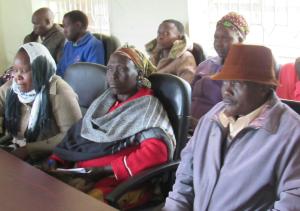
[162,44,300,211]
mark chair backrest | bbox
[64,62,108,114]
[282,99,300,115]
[190,43,206,65]
[93,33,121,65]
[148,73,191,159]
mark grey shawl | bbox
[81,89,176,158]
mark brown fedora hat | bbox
[211,44,278,86]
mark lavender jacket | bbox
[191,56,223,120]
[163,94,300,211]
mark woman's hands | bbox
[11,146,29,160]
[41,160,114,192]
[85,165,114,180]
[42,161,113,182]
[68,177,95,192]
[42,159,58,171]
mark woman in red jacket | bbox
[45,45,176,208]
[276,57,300,101]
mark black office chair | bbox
[106,73,191,210]
[190,43,206,66]
[64,62,108,114]
[282,99,300,114]
[93,33,121,65]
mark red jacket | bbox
[276,63,300,101]
[52,88,168,182]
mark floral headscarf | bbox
[217,12,249,40]
[114,45,157,88]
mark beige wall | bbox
[188,0,208,46]
[109,0,189,53]
[0,0,190,71]
[0,0,33,72]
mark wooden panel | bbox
[0,149,117,211]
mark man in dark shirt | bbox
[24,7,65,63]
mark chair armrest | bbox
[105,160,180,207]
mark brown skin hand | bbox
[11,147,29,160]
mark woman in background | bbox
[191,12,249,128]
[145,19,196,83]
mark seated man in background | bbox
[24,7,65,63]
[0,7,64,87]
[44,46,175,209]
[0,42,82,161]
[163,44,300,210]
[57,10,105,77]
[191,12,249,128]
[276,57,300,101]
[145,19,196,83]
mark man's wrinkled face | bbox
[222,80,268,117]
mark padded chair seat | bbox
[190,43,206,65]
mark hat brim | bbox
[211,71,279,87]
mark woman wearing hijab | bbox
[0,42,82,161]
[45,45,176,208]
[191,12,249,128]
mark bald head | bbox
[32,8,54,36]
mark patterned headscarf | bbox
[114,45,157,88]
[217,12,249,40]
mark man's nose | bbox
[158,34,164,40]
[214,40,223,48]
[222,81,233,92]
[111,70,119,80]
